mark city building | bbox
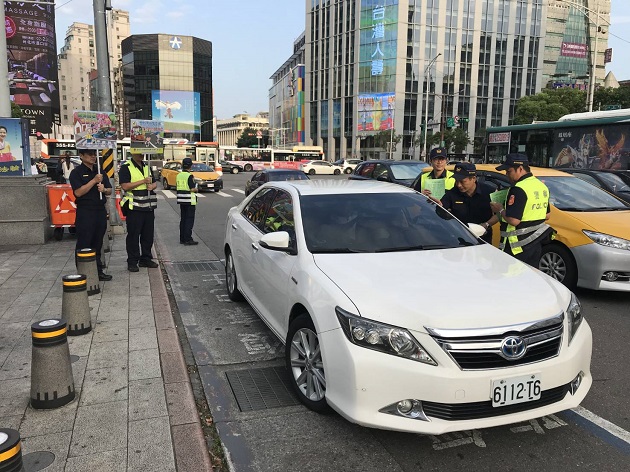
[57,9,130,126]
[216,113,269,147]
[269,33,306,148]
[120,34,213,141]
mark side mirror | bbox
[259,231,296,254]
[376,175,389,182]
[468,223,487,238]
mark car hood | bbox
[312,245,568,331]
[191,171,220,180]
[564,209,630,238]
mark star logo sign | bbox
[169,36,182,50]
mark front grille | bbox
[428,313,564,370]
[422,383,570,421]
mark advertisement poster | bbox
[358,93,395,131]
[130,120,164,154]
[73,110,118,149]
[151,90,200,134]
[552,125,629,170]
[0,118,30,175]
[4,0,60,134]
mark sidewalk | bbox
[0,234,213,471]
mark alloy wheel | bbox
[539,251,566,282]
[289,327,326,402]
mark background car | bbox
[474,165,630,291]
[218,160,244,174]
[349,160,429,187]
[161,160,223,192]
[333,158,363,174]
[245,169,309,196]
[224,179,591,435]
[560,169,630,204]
[300,160,343,175]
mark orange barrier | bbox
[115,189,126,221]
[46,184,76,227]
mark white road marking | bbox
[214,191,233,197]
[572,405,630,445]
[162,190,176,199]
[231,189,245,194]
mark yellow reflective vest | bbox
[420,170,455,192]
[176,171,197,205]
[120,160,157,210]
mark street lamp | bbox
[422,53,441,161]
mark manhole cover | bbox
[70,355,80,363]
[22,451,55,471]
[226,366,299,412]
[172,261,222,273]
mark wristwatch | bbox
[482,222,490,229]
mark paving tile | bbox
[65,449,127,472]
[21,430,72,472]
[157,328,181,353]
[85,340,128,371]
[165,382,198,426]
[0,414,22,430]
[128,378,168,421]
[20,398,78,438]
[69,400,127,457]
[160,351,190,384]
[96,307,129,322]
[172,423,213,472]
[129,348,161,381]
[129,326,158,351]
[129,309,155,329]
[67,331,95,358]
[128,416,176,472]
[71,355,88,389]
[154,310,175,330]
[92,319,129,344]
[79,365,128,406]
[1,305,39,323]
[0,377,30,417]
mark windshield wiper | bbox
[374,244,449,253]
[311,248,364,254]
[557,207,588,212]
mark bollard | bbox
[61,274,92,336]
[0,429,24,472]
[102,214,111,255]
[30,319,75,410]
[76,248,100,296]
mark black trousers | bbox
[179,204,196,243]
[505,242,542,268]
[125,210,155,266]
[75,206,107,272]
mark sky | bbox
[52,1,630,119]
[53,0,305,119]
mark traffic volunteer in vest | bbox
[416,147,455,196]
[119,152,159,272]
[490,153,552,267]
[176,158,199,245]
[439,162,498,244]
[69,148,113,281]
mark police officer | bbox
[119,152,158,272]
[176,158,199,245]
[439,162,497,243]
[490,154,552,267]
[69,148,112,281]
[415,147,455,196]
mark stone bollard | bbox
[62,274,92,336]
[0,429,24,472]
[30,319,75,410]
[76,248,100,296]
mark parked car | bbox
[245,169,309,196]
[161,160,223,192]
[474,165,630,291]
[218,160,244,174]
[223,179,591,434]
[350,160,429,187]
[560,169,630,204]
[333,158,363,174]
[300,160,343,175]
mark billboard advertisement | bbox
[130,119,165,154]
[560,41,587,59]
[552,125,628,170]
[151,90,200,134]
[73,110,118,150]
[357,0,398,132]
[4,0,60,134]
[0,118,31,175]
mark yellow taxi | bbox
[160,160,223,192]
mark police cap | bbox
[452,162,477,180]
[182,157,193,168]
[429,147,447,160]
[496,153,529,171]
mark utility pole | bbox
[388,126,394,160]
[0,7,11,117]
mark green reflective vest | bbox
[120,160,158,210]
[176,171,197,205]
[500,176,550,255]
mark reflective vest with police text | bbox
[120,160,158,210]
[176,171,197,205]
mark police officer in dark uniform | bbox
[440,162,497,243]
[69,148,112,281]
[490,154,552,267]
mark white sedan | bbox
[300,160,343,175]
[223,180,592,435]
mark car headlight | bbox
[335,307,437,365]
[583,230,630,251]
[194,178,203,183]
[566,293,583,345]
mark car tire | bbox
[244,164,253,172]
[162,177,169,190]
[286,314,330,413]
[214,187,221,192]
[539,243,578,290]
[308,169,316,175]
[344,168,353,174]
[231,167,239,174]
[333,169,341,175]
[225,250,244,302]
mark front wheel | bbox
[225,250,244,301]
[231,167,239,174]
[162,177,170,190]
[333,169,341,175]
[244,164,253,172]
[539,243,578,290]
[286,314,330,413]
[308,169,316,175]
[344,168,353,174]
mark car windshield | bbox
[269,172,308,181]
[390,162,429,180]
[190,163,214,172]
[595,172,630,192]
[300,192,480,253]
[541,176,628,211]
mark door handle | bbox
[231,223,237,230]
[251,243,259,252]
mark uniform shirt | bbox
[504,173,551,228]
[441,183,494,242]
[69,162,111,209]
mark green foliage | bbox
[373,129,402,153]
[593,86,630,110]
[445,128,471,153]
[236,127,260,148]
[10,102,24,118]
[513,88,587,124]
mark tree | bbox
[513,88,586,124]
[593,86,630,110]
[445,128,471,153]
[10,102,24,118]
[236,127,259,148]
[372,129,402,155]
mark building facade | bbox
[216,113,269,147]
[120,34,213,141]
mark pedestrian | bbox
[36,158,48,175]
[69,148,112,281]
[56,151,76,184]
[119,152,159,272]
[414,147,455,196]
[177,157,199,245]
[490,153,553,267]
[439,162,498,243]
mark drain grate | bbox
[226,366,300,412]
[172,261,223,273]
